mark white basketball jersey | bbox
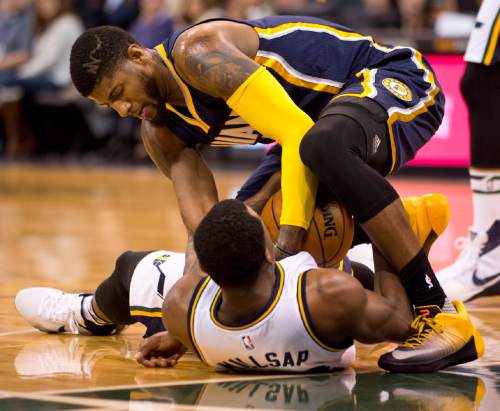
[464,0,500,65]
[188,252,356,372]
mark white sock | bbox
[470,168,500,233]
[81,295,113,326]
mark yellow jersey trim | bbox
[130,310,162,318]
[154,44,210,133]
[385,50,440,174]
[470,167,500,172]
[188,276,211,364]
[297,272,342,352]
[209,263,285,330]
[484,11,500,65]
[333,69,376,101]
[254,54,341,95]
[254,22,393,53]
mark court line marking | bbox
[9,392,282,411]
[12,371,341,396]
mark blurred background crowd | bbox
[0,0,482,162]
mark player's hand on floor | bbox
[135,331,187,368]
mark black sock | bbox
[400,250,447,308]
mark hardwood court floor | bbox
[0,164,499,410]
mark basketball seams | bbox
[262,191,353,268]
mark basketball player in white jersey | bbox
[438,0,500,301]
[11,193,433,339]
[136,200,483,373]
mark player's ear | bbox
[264,247,273,264]
[127,44,147,64]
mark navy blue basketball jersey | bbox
[154,15,443,171]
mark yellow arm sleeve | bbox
[227,66,318,229]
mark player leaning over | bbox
[69,15,480,369]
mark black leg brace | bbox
[94,251,151,325]
[299,98,399,224]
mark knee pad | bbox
[302,98,392,177]
[300,114,365,174]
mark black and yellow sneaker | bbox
[378,301,484,373]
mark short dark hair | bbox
[70,26,137,97]
[194,200,266,287]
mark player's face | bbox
[89,59,164,122]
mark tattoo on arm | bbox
[178,43,259,99]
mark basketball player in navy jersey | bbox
[69,16,480,369]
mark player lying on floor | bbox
[134,200,483,373]
[14,249,358,339]
[17,196,483,373]
[14,192,446,341]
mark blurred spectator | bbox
[226,0,273,19]
[0,0,83,159]
[181,0,225,25]
[398,0,428,34]
[104,0,139,28]
[363,0,402,28]
[0,0,33,81]
[74,0,106,28]
[270,0,307,14]
[129,0,174,48]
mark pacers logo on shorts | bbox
[382,78,413,102]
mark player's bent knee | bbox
[299,128,325,171]
[300,114,363,175]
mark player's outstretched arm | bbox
[135,331,187,368]
[135,274,200,368]
[307,269,411,345]
[173,21,318,245]
[244,171,282,214]
[141,121,218,233]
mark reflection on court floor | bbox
[0,367,489,410]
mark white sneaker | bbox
[438,220,500,302]
[15,287,91,335]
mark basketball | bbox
[260,191,354,267]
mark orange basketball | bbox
[261,191,354,267]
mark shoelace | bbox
[39,294,81,334]
[400,315,443,349]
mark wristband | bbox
[274,242,294,257]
